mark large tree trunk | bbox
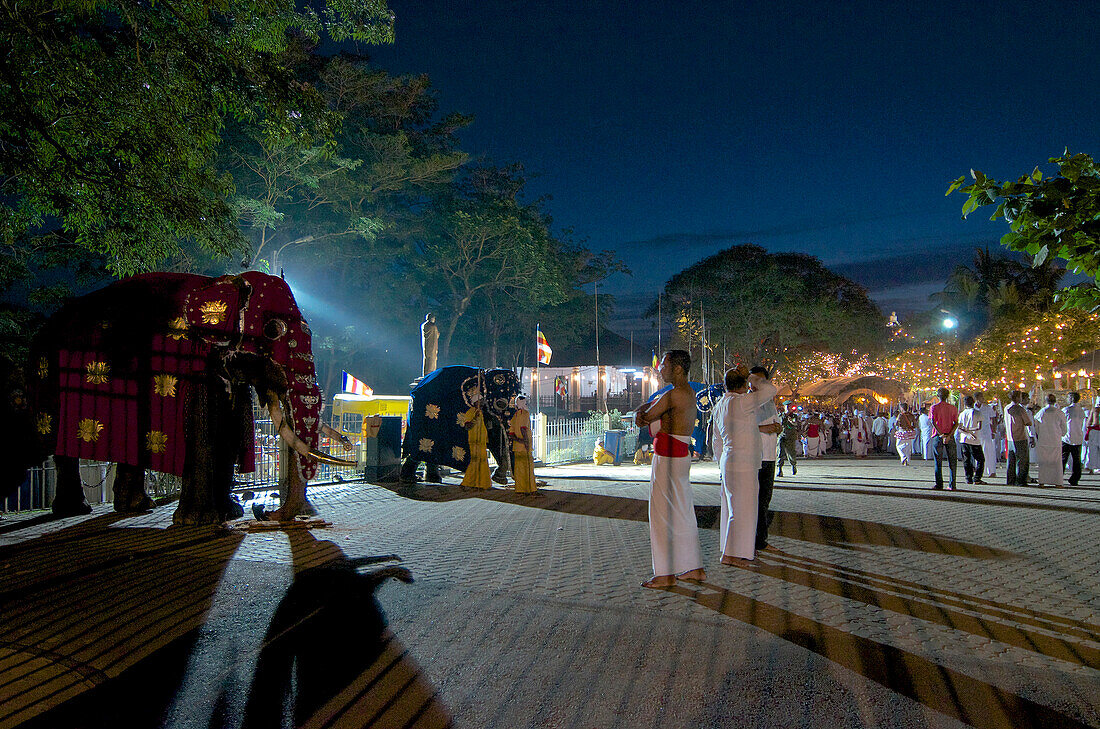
[438,295,472,364]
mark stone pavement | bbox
[0,454,1098,728]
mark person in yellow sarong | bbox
[459,405,491,489]
[593,439,615,466]
[508,396,537,493]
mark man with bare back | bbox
[634,350,706,588]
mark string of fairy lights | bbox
[779,310,1100,396]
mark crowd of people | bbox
[631,349,1098,589]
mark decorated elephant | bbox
[399,366,520,483]
[13,271,353,524]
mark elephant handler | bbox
[634,349,705,589]
[508,396,537,493]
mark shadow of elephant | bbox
[238,551,453,729]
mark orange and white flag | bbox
[536,326,552,365]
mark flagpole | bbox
[535,323,541,427]
[657,290,662,356]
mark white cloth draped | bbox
[1085,426,1100,471]
[649,434,702,576]
[1034,405,1068,486]
[712,382,777,560]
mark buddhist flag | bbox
[537,325,552,365]
[554,376,568,398]
[342,371,373,396]
[652,351,659,370]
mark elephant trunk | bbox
[268,397,355,468]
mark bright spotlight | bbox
[942,317,958,329]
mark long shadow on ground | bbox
[3,515,452,729]
[382,481,1099,729]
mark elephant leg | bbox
[174,380,235,525]
[266,444,316,521]
[113,463,154,512]
[486,418,509,484]
[51,455,92,516]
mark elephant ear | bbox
[183,275,251,340]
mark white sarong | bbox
[1085,428,1100,471]
[895,429,915,463]
[921,428,934,460]
[719,461,758,560]
[649,433,702,576]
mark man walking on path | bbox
[751,367,780,551]
[1005,391,1035,486]
[634,350,706,588]
[957,396,986,485]
[776,408,800,476]
[975,392,998,478]
[1035,393,1069,487]
[930,388,959,490]
[1062,392,1086,487]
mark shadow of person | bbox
[378,481,1017,559]
[239,532,453,729]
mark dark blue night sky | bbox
[366,0,1100,335]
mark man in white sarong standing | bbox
[851,410,870,457]
[634,350,706,588]
[1062,392,1086,487]
[712,366,778,562]
[974,392,998,479]
[1084,399,1100,474]
[1034,393,1068,487]
[918,405,934,460]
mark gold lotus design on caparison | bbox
[77,418,104,442]
[168,316,189,340]
[36,413,52,435]
[199,300,228,325]
[85,361,110,385]
[153,374,178,397]
[146,430,168,454]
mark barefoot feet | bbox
[720,555,755,565]
[676,567,707,583]
[641,574,677,589]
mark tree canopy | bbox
[0,0,395,276]
[650,245,885,380]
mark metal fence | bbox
[535,413,638,466]
[2,409,364,515]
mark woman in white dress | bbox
[1084,400,1100,473]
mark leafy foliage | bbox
[949,151,1100,310]
[0,0,394,275]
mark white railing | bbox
[534,413,638,466]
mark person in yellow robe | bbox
[593,439,615,466]
[459,405,491,489]
[508,396,537,493]
[633,444,652,465]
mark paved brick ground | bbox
[0,454,1098,728]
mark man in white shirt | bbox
[974,392,998,478]
[751,367,780,551]
[712,367,778,562]
[872,413,888,453]
[1062,391,1086,487]
[1035,393,1068,487]
[957,396,986,484]
[918,406,934,459]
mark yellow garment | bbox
[509,409,537,493]
[633,448,652,465]
[593,444,614,466]
[459,406,491,489]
